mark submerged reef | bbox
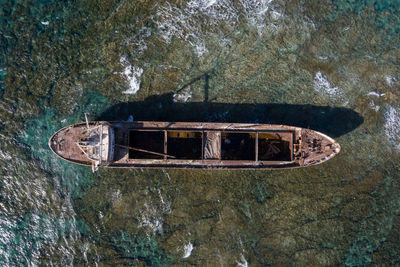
[0,0,400,265]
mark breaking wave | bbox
[384,105,400,151]
[154,0,286,55]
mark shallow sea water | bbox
[1,0,400,266]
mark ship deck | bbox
[108,121,301,169]
[49,121,340,170]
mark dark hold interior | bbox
[128,130,292,161]
[221,133,255,160]
[129,130,164,159]
[167,131,202,160]
[258,138,291,161]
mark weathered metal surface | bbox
[204,131,221,160]
[49,121,341,170]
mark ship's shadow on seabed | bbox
[96,92,363,138]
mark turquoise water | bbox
[1,0,400,265]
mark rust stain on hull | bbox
[48,121,340,170]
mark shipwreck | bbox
[49,120,340,171]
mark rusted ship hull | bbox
[49,121,340,170]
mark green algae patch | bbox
[329,0,400,50]
[111,231,172,266]
[344,168,400,266]
[252,182,275,204]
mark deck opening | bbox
[221,132,255,160]
[258,133,291,161]
[129,130,164,159]
[167,131,202,159]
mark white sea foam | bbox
[122,66,143,94]
[173,87,192,102]
[369,100,380,112]
[204,0,217,8]
[110,189,122,204]
[138,190,171,235]
[342,100,350,107]
[239,0,277,35]
[0,150,12,160]
[367,91,385,97]
[194,42,208,57]
[120,56,128,64]
[119,56,143,94]
[386,75,396,87]
[237,254,248,267]
[0,134,81,265]
[182,242,193,258]
[81,242,90,265]
[162,169,171,180]
[121,26,151,55]
[366,92,383,112]
[384,105,400,150]
[139,202,164,234]
[157,189,166,205]
[0,213,79,266]
[0,216,16,248]
[155,0,286,48]
[313,71,341,98]
[0,221,17,266]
